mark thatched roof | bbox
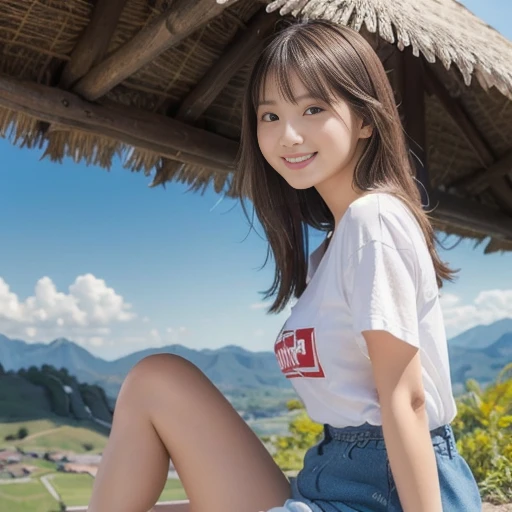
[1,0,512,253]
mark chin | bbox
[285,179,317,190]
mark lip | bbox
[281,152,317,170]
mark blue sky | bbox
[1,0,511,360]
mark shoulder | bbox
[338,192,419,260]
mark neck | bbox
[315,144,368,229]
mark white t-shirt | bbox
[274,192,457,430]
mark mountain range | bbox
[0,317,511,399]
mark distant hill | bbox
[449,332,512,392]
[0,335,290,399]
[0,365,113,424]
[447,318,512,349]
[0,318,510,400]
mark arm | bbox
[362,329,443,512]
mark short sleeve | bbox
[343,240,420,359]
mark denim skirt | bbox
[270,422,482,512]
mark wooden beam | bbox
[423,66,512,211]
[60,0,129,89]
[151,8,277,188]
[450,149,512,194]
[73,0,240,101]
[176,8,278,122]
[430,191,512,241]
[0,75,236,173]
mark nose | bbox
[279,122,304,147]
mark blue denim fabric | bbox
[272,422,482,512]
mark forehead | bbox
[257,70,310,107]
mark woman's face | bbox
[256,71,372,192]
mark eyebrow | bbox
[257,94,319,107]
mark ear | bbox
[359,121,373,139]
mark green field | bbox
[0,473,187,510]
[0,417,109,453]
[51,473,187,507]
[52,473,187,506]
[0,480,59,512]
[26,458,59,477]
[51,473,94,507]
[0,419,62,441]
[159,479,188,502]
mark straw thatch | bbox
[0,0,512,253]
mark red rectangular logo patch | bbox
[274,327,325,378]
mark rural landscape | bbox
[1,0,512,511]
[1,318,511,511]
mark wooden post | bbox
[390,47,430,206]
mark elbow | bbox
[410,393,426,412]
[383,390,426,414]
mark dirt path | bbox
[22,426,63,442]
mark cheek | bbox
[320,120,355,156]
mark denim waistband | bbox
[324,422,454,443]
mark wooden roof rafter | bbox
[151,6,279,188]
[424,66,512,214]
[72,0,241,102]
[1,0,512,252]
[59,0,129,89]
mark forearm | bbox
[381,398,443,512]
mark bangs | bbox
[251,34,341,111]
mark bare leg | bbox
[87,354,291,512]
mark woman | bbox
[87,17,482,512]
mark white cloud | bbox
[0,274,135,344]
[89,337,104,347]
[25,327,37,338]
[441,289,512,336]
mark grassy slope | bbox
[51,473,93,507]
[0,417,109,453]
[0,480,59,512]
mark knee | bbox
[120,353,200,400]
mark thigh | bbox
[126,354,291,512]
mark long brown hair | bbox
[236,18,457,313]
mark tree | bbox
[17,427,29,439]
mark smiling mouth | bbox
[283,153,317,163]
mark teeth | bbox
[285,153,315,163]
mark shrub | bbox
[17,427,28,439]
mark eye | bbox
[305,106,323,115]
[260,112,278,122]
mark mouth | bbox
[281,152,317,170]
